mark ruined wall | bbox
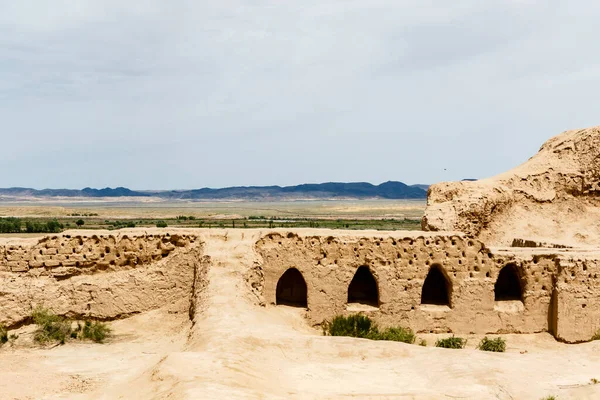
[0,232,195,276]
[256,232,556,336]
[554,257,600,342]
[0,231,207,328]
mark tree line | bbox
[0,218,63,233]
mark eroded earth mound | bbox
[423,126,600,246]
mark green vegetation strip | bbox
[0,216,421,233]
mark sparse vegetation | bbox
[435,336,467,349]
[477,336,506,352]
[419,339,427,346]
[591,330,600,341]
[156,220,168,228]
[80,321,111,343]
[541,396,557,400]
[323,315,415,344]
[324,314,373,339]
[376,327,416,344]
[31,307,110,345]
[32,306,71,345]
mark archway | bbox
[495,264,523,301]
[421,265,451,306]
[347,266,379,307]
[276,268,308,307]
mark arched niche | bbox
[421,264,451,307]
[495,264,523,302]
[276,268,308,307]
[347,266,379,307]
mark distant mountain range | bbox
[0,182,428,201]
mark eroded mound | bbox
[423,126,600,246]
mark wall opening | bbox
[421,265,451,306]
[495,264,523,302]
[347,266,379,307]
[276,268,308,307]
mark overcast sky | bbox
[1,1,599,190]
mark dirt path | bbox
[1,230,600,399]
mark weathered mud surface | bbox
[423,126,600,246]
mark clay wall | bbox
[0,232,207,328]
[554,258,600,342]
[256,232,599,342]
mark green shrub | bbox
[81,321,111,343]
[324,314,373,338]
[0,325,8,345]
[32,306,71,345]
[477,336,506,352]
[419,339,427,347]
[541,396,557,400]
[592,330,600,341]
[435,336,467,349]
[156,220,168,228]
[376,327,416,344]
[323,315,416,344]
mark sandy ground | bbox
[0,199,426,220]
[1,230,600,399]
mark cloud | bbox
[1,1,599,189]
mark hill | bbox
[0,181,427,201]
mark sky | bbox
[1,1,600,190]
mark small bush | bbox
[0,325,8,345]
[324,314,373,338]
[81,321,111,343]
[376,327,416,344]
[591,330,600,341]
[419,339,427,347]
[32,307,71,345]
[156,221,168,228]
[435,336,467,349]
[541,396,557,400]
[478,336,506,352]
